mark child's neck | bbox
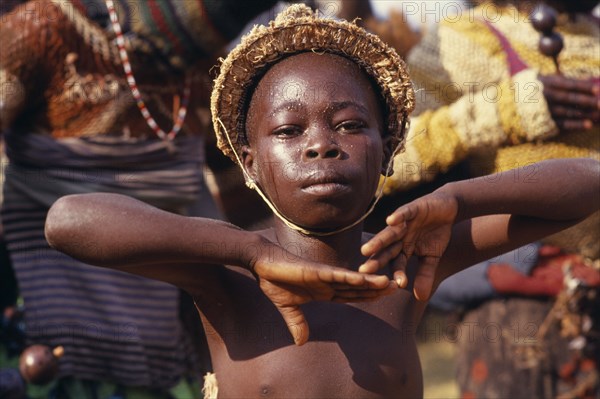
[272,219,366,270]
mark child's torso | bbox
[195,267,426,398]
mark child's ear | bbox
[241,145,258,183]
[381,135,395,177]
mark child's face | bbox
[244,52,388,230]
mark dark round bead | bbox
[19,345,60,385]
[539,33,564,57]
[531,4,557,34]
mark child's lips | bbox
[301,182,351,196]
[301,172,351,196]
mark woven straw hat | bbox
[210,4,415,161]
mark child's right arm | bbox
[46,193,268,280]
[45,193,394,345]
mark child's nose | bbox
[303,135,341,160]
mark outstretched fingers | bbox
[390,251,409,288]
[412,255,440,301]
[332,281,398,301]
[542,74,599,94]
[316,267,390,289]
[276,304,309,346]
[386,203,418,226]
[360,222,407,258]
[361,204,419,258]
[359,239,404,274]
[554,118,595,132]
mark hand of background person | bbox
[488,248,600,296]
[251,242,396,345]
[359,192,458,301]
[539,74,600,132]
[487,263,563,296]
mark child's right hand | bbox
[250,242,396,346]
[538,74,600,132]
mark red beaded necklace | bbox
[105,0,192,141]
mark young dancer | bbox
[45,5,600,398]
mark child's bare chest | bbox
[196,273,425,398]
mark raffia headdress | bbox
[210,4,415,162]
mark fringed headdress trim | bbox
[211,4,415,160]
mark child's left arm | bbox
[360,158,600,301]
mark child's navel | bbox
[260,384,272,397]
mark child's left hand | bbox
[359,192,458,301]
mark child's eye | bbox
[273,125,302,137]
[335,120,365,133]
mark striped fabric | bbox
[2,199,189,386]
[2,133,206,389]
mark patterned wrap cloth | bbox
[0,0,276,395]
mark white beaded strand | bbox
[105,0,191,141]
